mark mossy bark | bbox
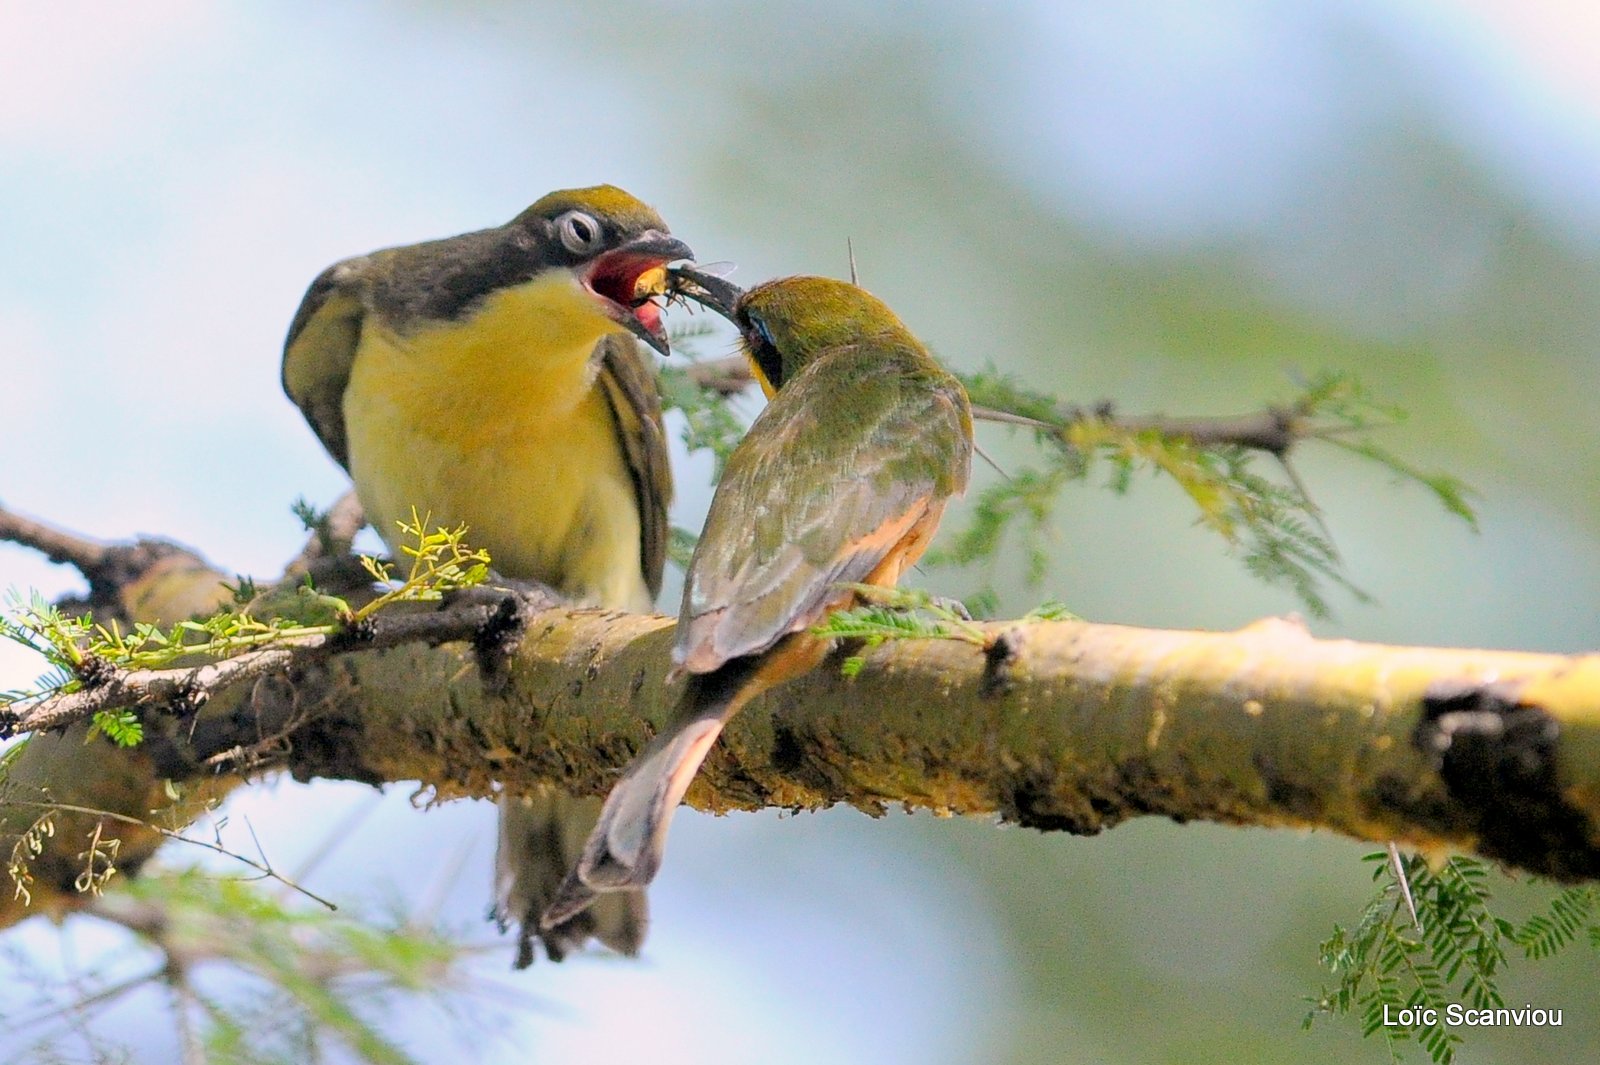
[276,607,1600,882]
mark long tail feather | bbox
[492,787,647,967]
[540,663,754,933]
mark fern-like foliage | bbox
[925,465,1073,591]
[658,339,753,567]
[657,332,750,479]
[1309,853,1599,1063]
[1512,885,1600,960]
[656,335,1475,619]
[949,367,1475,617]
[0,511,490,746]
[1,868,491,1065]
[809,585,990,676]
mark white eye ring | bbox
[557,210,603,254]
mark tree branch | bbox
[969,402,1303,457]
[0,499,232,620]
[1091,407,1301,454]
[220,602,1600,884]
[683,368,1310,458]
[7,505,1600,948]
[0,501,113,574]
[3,591,544,737]
[0,504,338,928]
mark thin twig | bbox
[1103,409,1298,455]
[414,837,476,928]
[972,441,1011,480]
[5,964,167,1031]
[969,404,1055,431]
[171,971,205,1065]
[1278,455,1339,553]
[5,799,338,910]
[12,643,305,734]
[971,403,1302,458]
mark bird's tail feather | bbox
[540,663,755,933]
[492,786,648,967]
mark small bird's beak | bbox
[668,266,745,322]
[584,231,695,357]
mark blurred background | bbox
[3,1,1598,1061]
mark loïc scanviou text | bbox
[1383,1004,1563,1028]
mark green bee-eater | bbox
[544,272,975,930]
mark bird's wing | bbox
[675,342,971,673]
[281,257,374,471]
[594,335,674,601]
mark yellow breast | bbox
[343,271,653,611]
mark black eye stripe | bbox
[743,313,784,389]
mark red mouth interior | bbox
[587,251,668,337]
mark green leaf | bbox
[87,709,144,748]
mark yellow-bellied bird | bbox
[543,273,974,930]
[282,186,689,966]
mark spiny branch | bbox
[2,589,553,737]
[969,401,1305,457]
[676,361,1313,457]
[1074,405,1302,455]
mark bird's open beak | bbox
[584,231,694,357]
[668,265,745,323]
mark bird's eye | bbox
[556,211,603,254]
[746,313,777,350]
